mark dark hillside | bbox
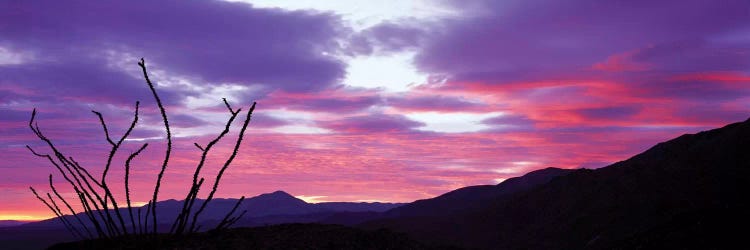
[366,118,750,249]
[49,223,461,250]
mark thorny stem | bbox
[126,143,149,234]
[26,58,256,240]
[138,58,172,235]
[215,196,245,230]
[190,102,256,233]
[50,174,93,238]
[173,99,240,235]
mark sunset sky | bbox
[1,0,748,220]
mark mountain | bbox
[386,167,574,217]
[2,191,403,249]
[0,220,30,227]
[315,202,402,213]
[243,191,318,216]
[18,190,402,229]
[318,167,573,227]
[129,191,318,225]
[365,118,750,249]
[48,223,456,250]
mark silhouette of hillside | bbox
[0,220,30,227]
[48,223,460,250]
[0,191,403,249]
[17,190,402,230]
[364,117,750,249]
[319,167,573,226]
[386,167,573,217]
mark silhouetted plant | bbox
[26,58,255,240]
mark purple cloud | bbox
[672,104,749,124]
[482,115,534,128]
[387,95,486,112]
[411,0,749,83]
[170,114,211,128]
[319,113,424,133]
[248,113,290,128]
[633,77,750,102]
[1,0,347,94]
[481,114,536,131]
[576,106,641,120]
[627,40,750,72]
[262,88,382,113]
[0,60,179,106]
[346,21,427,56]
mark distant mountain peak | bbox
[495,167,573,187]
[259,190,294,198]
[271,190,291,196]
[519,167,569,177]
[251,190,305,205]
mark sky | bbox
[1,0,748,220]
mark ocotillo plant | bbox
[26,58,253,239]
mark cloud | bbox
[1,0,348,95]
[248,113,291,128]
[345,21,428,56]
[385,0,749,132]
[0,60,179,106]
[319,113,424,133]
[575,106,641,120]
[413,0,749,84]
[170,114,212,128]
[387,95,487,112]
[261,87,382,113]
[481,114,536,131]
[405,111,501,133]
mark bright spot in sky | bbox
[260,109,332,134]
[123,136,164,142]
[231,0,455,30]
[405,112,504,133]
[295,195,329,203]
[131,201,150,207]
[344,52,426,92]
[0,214,49,221]
[512,161,538,166]
[492,166,528,175]
[184,84,252,109]
[355,199,387,203]
[0,46,29,65]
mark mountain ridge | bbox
[384,167,574,217]
[17,190,404,230]
[364,117,750,249]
